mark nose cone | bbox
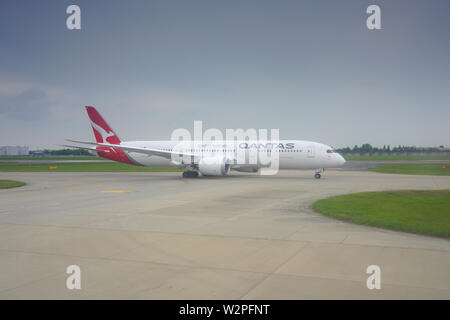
[338,154,346,166]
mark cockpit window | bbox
[326,149,336,153]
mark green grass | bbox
[344,155,450,161]
[0,162,182,172]
[0,180,26,189]
[369,163,450,176]
[0,156,101,161]
[313,190,450,238]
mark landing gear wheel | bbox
[182,171,199,178]
[314,173,321,179]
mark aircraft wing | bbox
[65,139,196,160]
[59,144,109,153]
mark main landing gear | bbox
[314,168,324,179]
[182,171,199,178]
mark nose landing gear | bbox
[314,168,324,179]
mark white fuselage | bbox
[120,140,346,170]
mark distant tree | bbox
[360,144,373,153]
[336,146,351,154]
[334,144,429,154]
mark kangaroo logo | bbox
[91,121,116,143]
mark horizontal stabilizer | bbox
[65,139,196,160]
[58,144,108,153]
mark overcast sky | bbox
[0,0,449,149]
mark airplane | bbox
[65,106,346,178]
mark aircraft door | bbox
[306,145,315,158]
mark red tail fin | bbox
[85,106,135,165]
[85,106,121,145]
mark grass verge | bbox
[344,155,450,161]
[369,163,450,176]
[0,180,26,189]
[312,190,450,238]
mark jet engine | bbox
[198,158,231,176]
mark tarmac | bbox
[0,169,449,299]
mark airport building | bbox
[0,146,29,156]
